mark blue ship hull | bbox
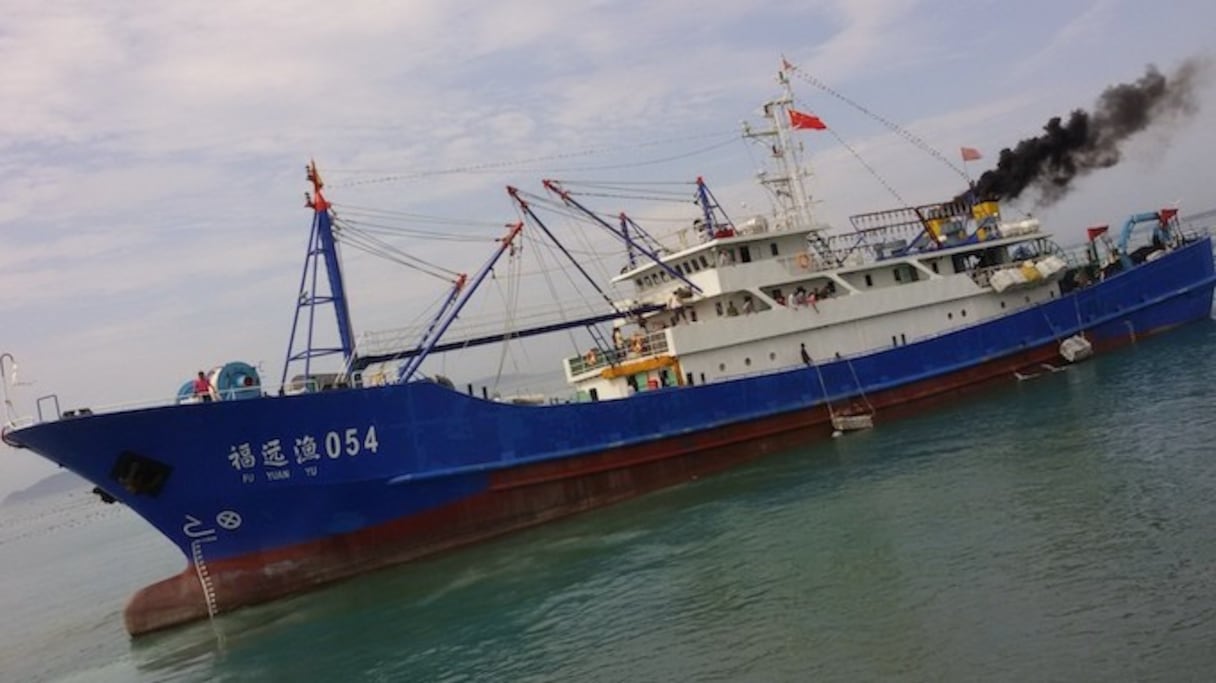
[8,236,1214,634]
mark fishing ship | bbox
[4,64,1214,636]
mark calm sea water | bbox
[3,319,1216,682]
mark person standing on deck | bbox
[800,343,812,366]
[193,371,214,402]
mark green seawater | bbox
[3,319,1216,682]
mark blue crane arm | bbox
[1118,211,1165,254]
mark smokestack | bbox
[971,59,1210,205]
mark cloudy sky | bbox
[2,0,1215,494]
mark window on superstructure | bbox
[740,246,752,263]
[691,260,701,272]
[699,255,709,269]
[931,261,940,274]
[864,274,873,287]
[715,302,724,316]
[770,243,779,257]
[894,268,902,282]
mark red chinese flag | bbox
[789,109,827,130]
[1086,225,1109,242]
[960,146,982,162]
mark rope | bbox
[338,218,499,243]
[825,129,914,210]
[787,64,970,183]
[845,357,875,415]
[809,358,837,424]
[327,131,736,188]
[558,190,694,204]
[334,224,459,281]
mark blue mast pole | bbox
[620,212,637,269]
[309,164,357,366]
[396,222,525,384]
[695,176,718,241]
[541,180,701,294]
[394,279,465,383]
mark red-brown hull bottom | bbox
[124,328,1145,635]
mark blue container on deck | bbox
[214,361,261,400]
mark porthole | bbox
[961,309,967,318]
[1000,301,1006,309]
[719,363,726,372]
[769,352,776,361]
[745,358,752,366]
[948,312,953,320]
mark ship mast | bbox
[281,162,357,389]
[743,66,831,258]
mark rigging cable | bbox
[785,62,971,183]
[333,222,459,282]
[327,131,737,188]
[822,128,914,210]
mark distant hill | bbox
[3,470,88,506]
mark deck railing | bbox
[566,329,671,376]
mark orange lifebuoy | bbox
[796,253,811,269]
[584,349,598,365]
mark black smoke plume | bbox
[970,59,1209,205]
